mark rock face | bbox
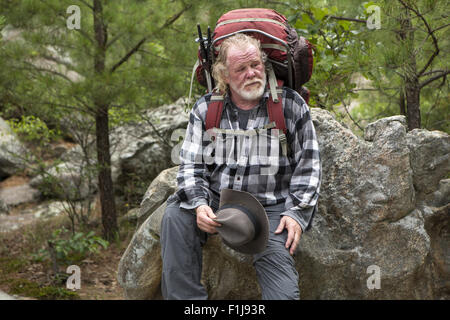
[120,109,449,299]
[29,98,189,200]
[29,156,94,201]
[0,183,40,208]
[0,200,71,233]
[0,117,28,179]
[0,289,15,300]
[111,98,189,198]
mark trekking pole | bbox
[197,24,207,66]
[207,26,215,89]
[207,26,212,60]
[197,24,213,92]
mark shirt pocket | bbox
[248,128,282,175]
[212,129,238,168]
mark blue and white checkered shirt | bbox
[173,87,322,232]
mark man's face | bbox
[225,44,266,103]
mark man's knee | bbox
[254,250,299,300]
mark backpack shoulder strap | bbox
[205,93,224,131]
[205,80,287,135]
[267,78,287,135]
[267,78,290,157]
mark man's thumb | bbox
[205,206,217,219]
[275,218,285,234]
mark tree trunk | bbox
[93,0,118,240]
[405,78,421,130]
[399,7,421,130]
[399,89,406,116]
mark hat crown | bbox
[215,208,255,247]
[214,188,269,254]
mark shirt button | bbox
[236,176,241,181]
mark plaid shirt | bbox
[173,87,322,232]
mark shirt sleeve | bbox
[281,94,322,232]
[174,97,212,211]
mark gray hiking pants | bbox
[160,197,300,300]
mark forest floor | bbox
[0,137,140,300]
[0,193,137,300]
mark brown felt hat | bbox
[214,189,269,254]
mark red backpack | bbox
[193,8,314,134]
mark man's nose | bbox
[246,67,256,78]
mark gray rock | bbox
[0,183,40,208]
[112,98,189,197]
[423,203,450,299]
[0,199,8,214]
[117,204,164,300]
[0,183,40,212]
[120,207,141,224]
[138,167,178,225]
[0,199,92,233]
[29,98,189,200]
[423,179,450,208]
[0,289,15,300]
[28,201,72,219]
[406,129,450,196]
[114,109,449,299]
[0,117,29,178]
[29,157,95,201]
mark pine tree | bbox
[0,0,202,240]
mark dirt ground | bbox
[0,139,140,300]
[0,202,135,300]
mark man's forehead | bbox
[226,44,262,63]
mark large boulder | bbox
[111,97,190,198]
[29,151,96,201]
[137,167,178,226]
[118,109,450,299]
[0,183,40,209]
[0,200,85,233]
[29,98,189,200]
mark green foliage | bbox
[285,1,369,111]
[0,0,448,193]
[109,105,142,128]
[33,227,109,265]
[0,15,5,35]
[7,115,60,144]
[0,257,28,277]
[9,278,79,300]
[284,0,449,133]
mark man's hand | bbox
[275,216,302,255]
[195,205,221,234]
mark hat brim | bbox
[218,189,269,254]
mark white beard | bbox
[229,76,267,102]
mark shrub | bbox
[33,227,109,266]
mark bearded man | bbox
[160,33,321,300]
